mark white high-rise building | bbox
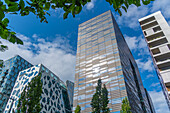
[139,11,170,109]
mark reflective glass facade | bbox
[0,55,32,112]
[66,80,74,110]
[4,64,72,113]
[144,88,156,113]
[73,11,154,113]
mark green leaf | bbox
[1,5,6,11]
[2,18,9,27]
[75,6,82,14]
[12,34,23,45]
[10,31,16,35]
[45,2,50,10]
[0,10,5,20]
[19,0,25,10]
[127,0,133,5]
[0,1,3,6]
[122,6,127,12]
[1,29,9,40]
[63,12,69,19]
[3,32,23,45]
[117,9,122,16]
[46,12,50,16]
[124,1,129,9]
[4,0,10,5]
[142,0,151,5]
[51,5,55,9]
[106,0,112,5]
[135,0,141,6]
[7,2,19,12]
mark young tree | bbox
[91,79,109,113]
[120,97,132,113]
[91,79,102,113]
[101,84,109,113]
[75,105,81,113]
[17,73,42,113]
[0,0,154,52]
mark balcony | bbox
[155,53,170,72]
[148,36,166,43]
[155,52,170,62]
[140,16,156,25]
[141,21,158,30]
[158,63,170,73]
[157,59,170,66]
[146,31,165,42]
[153,46,170,57]
[149,38,168,49]
[151,48,161,55]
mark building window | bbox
[79,78,85,82]
[153,26,161,32]
[144,31,147,36]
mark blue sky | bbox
[1,0,170,112]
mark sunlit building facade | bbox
[0,55,32,112]
[4,64,72,113]
[73,10,153,113]
[139,11,170,108]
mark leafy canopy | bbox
[0,0,154,52]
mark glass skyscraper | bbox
[144,88,156,113]
[4,64,72,113]
[66,80,74,110]
[0,55,32,112]
[73,10,154,113]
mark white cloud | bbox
[149,91,169,113]
[125,36,138,50]
[146,74,154,79]
[136,58,154,72]
[115,0,170,29]
[150,82,160,87]
[138,37,147,49]
[0,34,76,82]
[115,4,149,29]
[168,21,170,26]
[50,8,65,18]
[125,35,150,56]
[32,34,38,38]
[85,0,96,10]
[151,0,170,18]
[137,37,150,56]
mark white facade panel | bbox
[161,72,170,84]
[159,45,169,53]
